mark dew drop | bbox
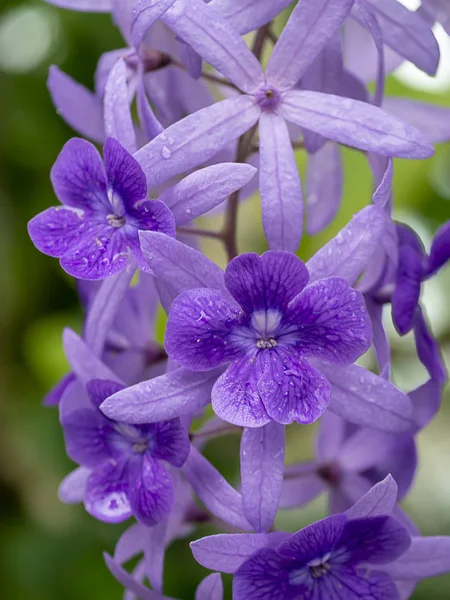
[161,146,172,159]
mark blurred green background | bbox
[1,1,450,598]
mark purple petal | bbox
[195,573,223,600]
[59,466,90,504]
[95,49,128,96]
[337,428,401,472]
[61,408,113,467]
[100,367,221,423]
[280,90,435,159]
[44,372,76,407]
[372,157,393,210]
[306,142,343,235]
[287,277,372,365]
[131,0,178,48]
[139,232,226,308]
[224,251,309,313]
[366,298,391,378]
[104,554,167,600]
[306,205,389,285]
[386,536,450,580]
[143,520,168,593]
[427,220,450,275]
[104,137,147,208]
[392,245,424,335]
[211,357,271,428]
[137,78,164,141]
[135,96,261,188]
[191,532,288,574]
[162,0,264,93]
[62,328,121,385]
[338,516,410,565]
[258,349,331,425]
[259,112,303,252]
[345,475,398,520]
[178,41,202,79]
[409,378,443,430]
[128,454,173,526]
[182,446,251,530]
[210,0,293,35]
[165,289,241,371]
[233,548,293,600]
[104,59,136,154]
[47,66,104,143]
[324,363,414,433]
[45,0,111,9]
[85,460,132,523]
[324,566,399,599]
[266,0,354,90]
[59,222,130,280]
[114,523,145,564]
[315,410,346,462]
[240,422,285,532]
[354,0,385,106]
[50,137,108,210]
[28,206,90,258]
[279,469,325,510]
[384,98,450,145]
[159,163,256,226]
[86,378,124,409]
[353,0,440,76]
[84,265,135,356]
[414,307,447,382]
[149,419,190,467]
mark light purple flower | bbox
[165,251,372,427]
[61,378,190,525]
[28,137,175,280]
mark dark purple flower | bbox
[165,251,372,427]
[233,514,410,600]
[28,137,175,280]
[61,379,190,525]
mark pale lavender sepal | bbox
[159,163,257,226]
[366,298,391,378]
[182,446,251,530]
[104,59,136,153]
[131,0,178,48]
[337,428,398,472]
[135,96,261,187]
[240,423,285,533]
[422,0,450,34]
[385,537,450,580]
[383,98,450,145]
[58,466,90,504]
[279,469,325,509]
[315,410,346,462]
[354,0,440,76]
[137,78,164,141]
[104,554,169,600]
[322,362,414,433]
[345,475,398,520]
[84,264,135,356]
[63,328,122,385]
[162,0,264,93]
[195,573,223,600]
[44,0,111,11]
[372,157,393,210]
[100,367,222,423]
[143,520,167,592]
[191,532,288,574]
[267,0,355,90]
[95,48,129,97]
[306,142,343,235]
[210,0,293,35]
[307,205,387,285]
[47,66,104,143]
[259,112,303,252]
[280,90,435,159]
[355,0,385,106]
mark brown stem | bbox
[252,23,270,58]
[177,226,224,241]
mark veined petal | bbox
[159,163,256,226]
[165,289,242,371]
[104,553,168,600]
[267,0,355,90]
[306,142,343,235]
[195,573,223,600]
[137,77,164,141]
[104,137,147,209]
[149,419,190,467]
[100,367,222,423]
[47,66,105,143]
[104,59,137,154]
[61,407,114,467]
[182,446,251,530]
[354,0,385,106]
[280,90,435,159]
[134,96,260,188]
[346,475,398,520]
[210,0,293,35]
[323,363,414,433]
[128,455,173,526]
[259,112,303,252]
[28,206,90,258]
[385,536,450,580]
[240,423,285,532]
[352,0,440,76]
[131,0,178,48]
[307,205,389,285]
[162,0,264,93]
[85,460,132,523]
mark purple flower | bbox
[28,137,175,280]
[165,251,372,427]
[61,378,190,525]
[231,513,410,600]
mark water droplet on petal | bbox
[161,146,172,159]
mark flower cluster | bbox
[29,0,450,598]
